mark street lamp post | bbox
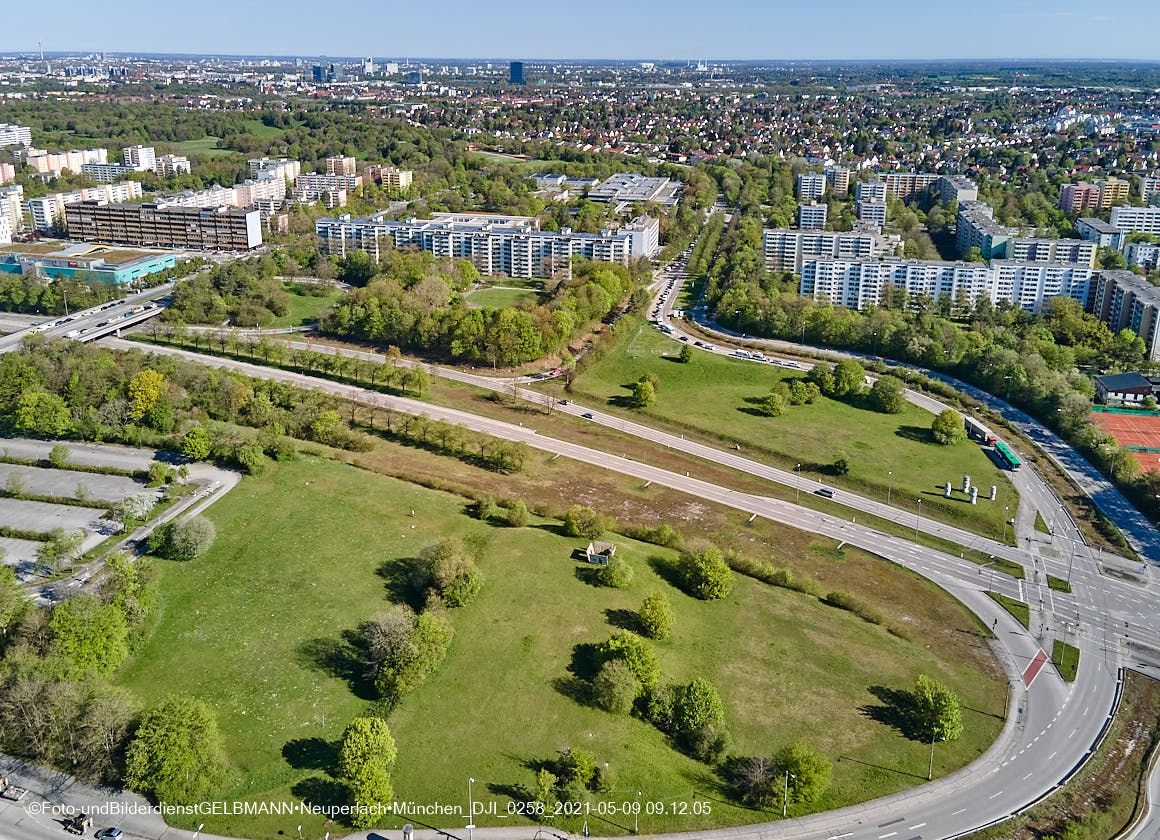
[1004,375,1012,402]
[795,464,802,504]
[887,470,893,505]
[782,771,795,817]
[467,777,476,840]
[193,825,204,840]
[914,498,922,542]
[1002,506,1010,543]
[928,734,945,780]
[635,791,642,835]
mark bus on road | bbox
[993,441,1022,471]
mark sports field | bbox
[1091,409,1160,474]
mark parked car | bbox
[95,828,123,839]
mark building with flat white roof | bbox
[315,211,659,280]
[798,202,828,230]
[81,162,137,183]
[249,157,301,182]
[762,228,888,273]
[855,180,888,204]
[25,181,144,231]
[586,173,680,210]
[796,172,827,201]
[0,185,24,235]
[856,200,887,232]
[1110,205,1160,236]
[1077,217,1123,250]
[0,123,33,148]
[123,145,157,172]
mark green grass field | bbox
[1052,640,1080,682]
[469,151,555,169]
[988,592,1030,629]
[116,458,1003,839]
[242,119,291,137]
[267,284,341,328]
[560,322,1018,540]
[465,286,544,309]
[166,136,241,157]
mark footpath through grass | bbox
[117,456,1004,839]
[556,321,1020,541]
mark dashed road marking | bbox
[989,791,1003,800]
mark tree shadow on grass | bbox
[550,675,591,706]
[297,634,378,701]
[282,737,339,772]
[604,607,642,633]
[568,642,599,679]
[290,777,349,819]
[374,556,419,607]
[648,554,686,592]
[836,754,926,781]
[859,685,921,740]
[896,425,936,445]
[574,565,607,587]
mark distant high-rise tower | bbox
[510,61,525,85]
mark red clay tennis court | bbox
[1091,409,1160,473]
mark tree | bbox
[594,631,660,692]
[473,496,498,521]
[37,528,85,571]
[181,426,211,461]
[673,679,725,735]
[128,369,166,421]
[124,696,229,804]
[338,716,397,829]
[360,605,454,706]
[554,748,598,790]
[912,675,963,741]
[0,565,30,637]
[505,500,530,527]
[756,391,786,417]
[638,592,675,640]
[931,409,967,445]
[117,492,156,524]
[591,659,639,714]
[680,543,734,600]
[48,595,130,677]
[832,450,851,477]
[773,741,832,806]
[630,378,656,409]
[562,505,608,539]
[15,390,72,437]
[596,556,634,589]
[48,444,71,468]
[148,516,215,562]
[411,537,482,607]
[678,344,693,363]
[731,755,779,808]
[832,359,866,397]
[868,375,906,414]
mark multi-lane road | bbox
[0,282,171,354]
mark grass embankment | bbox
[552,321,1019,541]
[117,456,1004,839]
[988,592,1030,629]
[963,670,1160,840]
[1052,641,1080,682]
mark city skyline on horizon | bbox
[4,0,1160,63]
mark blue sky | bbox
[4,0,1159,60]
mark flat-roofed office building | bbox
[64,201,262,250]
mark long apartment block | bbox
[64,201,262,250]
[316,212,659,279]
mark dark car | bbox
[96,321,109,327]
[581,412,594,419]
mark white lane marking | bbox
[1083,706,1089,716]
[952,809,967,816]
[828,834,853,840]
[989,791,1003,800]
[908,824,926,831]
[879,833,898,838]
[1023,772,1033,780]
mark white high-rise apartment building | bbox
[796,172,827,201]
[855,180,888,204]
[798,202,828,230]
[123,145,157,172]
[761,228,884,273]
[856,200,887,232]
[249,157,301,183]
[156,154,192,176]
[800,256,1095,313]
[25,181,144,230]
[0,123,33,148]
[0,185,25,235]
[1110,205,1160,236]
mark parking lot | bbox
[0,497,109,534]
[0,438,155,473]
[0,464,152,504]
